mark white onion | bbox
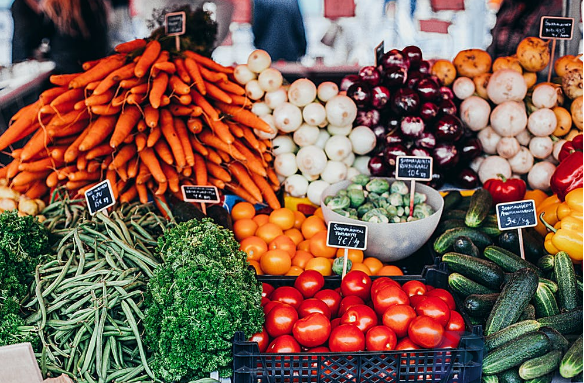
[288,78,317,107]
[346,166,361,180]
[302,172,320,181]
[515,129,532,146]
[247,49,271,73]
[296,145,328,176]
[529,136,554,159]
[302,102,327,126]
[307,180,331,205]
[452,77,476,100]
[257,68,283,92]
[264,87,288,110]
[293,124,320,147]
[284,174,309,197]
[527,161,556,191]
[274,152,298,177]
[487,69,528,104]
[508,147,534,174]
[233,64,256,85]
[342,151,355,167]
[349,126,377,155]
[245,80,265,101]
[478,155,512,184]
[273,102,303,133]
[255,114,278,140]
[327,124,353,136]
[496,137,521,159]
[320,161,348,184]
[527,108,557,137]
[314,129,331,149]
[325,95,358,126]
[460,96,491,131]
[490,101,528,137]
[317,81,339,102]
[251,102,271,117]
[324,135,352,161]
[478,126,502,155]
[532,84,558,109]
[272,135,298,156]
[353,156,371,175]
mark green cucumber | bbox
[484,319,542,352]
[536,308,583,334]
[538,277,558,294]
[560,334,583,379]
[497,369,522,383]
[536,254,554,272]
[483,375,499,383]
[452,236,481,257]
[520,304,536,321]
[479,224,502,237]
[554,251,578,311]
[443,190,463,211]
[433,227,493,254]
[484,268,539,336]
[539,326,569,351]
[482,331,551,375]
[519,350,562,380]
[465,188,493,228]
[525,372,553,383]
[532,283,559,318]
[464,293,499,317]
[448,272,498,298]
[442,209,467,220]
[483,245,542,276]
[442,252,505,289]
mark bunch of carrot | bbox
[0,38,282,210]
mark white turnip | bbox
[247,49,271,73]
[320,161,348,184]
[245,80,265,100]
[264,87,288,110]
[257,68,283,92]
[507,147,534,174]
[527,161,556,191]
[288,78,317,107]
[293,124,320,147]
[307,180,331,205]
[284,174,309,197]
[255,114,278,139]
[324,135,352,161]
[460,96,491,131]
[274,152,298,177]
[486,69,528,104]
[529,136,554,159]
[273,102,303,133]
[478,126,502,154]
[452,77,475,100]
[353,156,371,175]
[527,108,557,136]
[296,145,328,176]
[272,135,297,156]
[233,64,256,85]
[531,83,558,109]
[302,102,327,126]
[325,95,357,127]
[496,136,521,159]
[478,155,512,183]
[490,101,528,137]
[317,81,339,102]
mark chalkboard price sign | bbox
[165,11,186,36]
[540,16,574,40]
[395,156,433,181]
[181,185,220,203]
[496,200,537,230]
[326,221,368,250]
[85,180,115,215]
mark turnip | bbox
[288,78,317,107]
[490,101,527,137]
[527,108,557,136]
[273,102,303,133]
[251,102,271,117]
[324,135,352,161]
[325,95,358,127]
[460,96,491,131]
[531,83,558,109]
[293,124,320,147]
[561,68,583,100]
[296,145,328,176]
[307,180,331,205]
[353,156,371,175]
[317,81,339,102]
[245,80,265,100]
[247,49,271,73]
[507,147,534,174]
[486,69,528,104]
[496,136,521,159]
[527,161,556,192]
[257,68,283,92]
[349,125,377,155]
[272,135,297,156]
[302,102,327,126]
[478,126,502,154]
[478,155,512,184]
[274,152,298,177]
[327,124,353,136]
[529,136,554,160]
[515,129,532,146]
[320,161,348,184]
[233,64,256,85]
[342,152,355,167]
[255,114,278,140]
[264,87,288,110]
[315,129,331,149]
[302,172,320,182]
[284,174,309,197]
[452,77,475,100]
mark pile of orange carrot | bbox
[0,38,281,210]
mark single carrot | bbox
[5,159,21,179]
[228,162,263,202]
[216,149,230,163]
[86,81,101,91]
[9,149,22,159]
[130,83,149,94]
[84,88,116,107]
[49,73,80,87]
[135,133,147,152]
[214,101,273,133]
[204,81,233,104]
[18,157,62,172]
[232,140,267,176]
[198,129,245,161]
[101,156,112,170]
[258,140,268,153]
[263,152,272,162]
[126,93,147,106]
[46,170,59,188]
[116,179,127,196]
[116,161,128,181]
[143,105,160,128]
[208,176,225,190]
[184,57,206,95]
[176,94,192,105]
[191,106,204,117]
[184,50,233,74]
[136,181,149,204]
[65,179,92,191]
[206,118,234,144]
[11,170,51,187]
[82,58,101,71]
[136,162,151,185]
[173,117,195,167]
[169,75,191,95]
[189,135,208,156]
[87,161,101,173]
[49,146,68,161]
[109,144,137,170]
[111,90,131,107]
[110,105,141,148]
[57,165,77,180]
[138,147,166,184]
[76,153,88,171]
[190,89,218,120]
[49,109,89,126]
[147,125,161,148]
[160,95,170,107]
[168,104,194,116]
[153,139,174,165]
[119,183,138,203]
[182,166,192,177]
[53,135,77,147]
[192,153,208,185]
[205,147,223,165]
[115,38,147,53]
[120,77,145,89]
[251,172,281,209]
[187,117,203,134]
[227,94,252,107]
[199,65,228,83]
[0,104,42,151]
[152,61,176,76]
[154,50,170,64]
[159,109,186,169]
[137,119,148,133]
[160,162,180,193]
[49,88,85,107]
[134,40,161,78]
[228,122,244,138]
[73,99,86,110]
[149,72,169,109]
[40,100,77,115]
[216,79,246,96]
[90,104,122,116]
[127,157,139,178]
[78,115,117,152]
[267,167,280,188]
[206,162,231,182]
[70,54,126,89]
[25,180,49,199]
[174,57,191,83]
[47,120,86,138]
[68,170,101,182]
[20,128,51,162]
[39,86,69,105]
[225,182,261,205]
[239,125,260,150]
[92,62,137,95]
[105,169,118,200]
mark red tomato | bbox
[314,289,342,318]
[371,277,400,297]
[365,325,397,351]
[401,280,427,297]
[294,270,325,298]
[445,310,465,334]
[270,286,304,309]
[263,301,282,316]
[338,295,365,317]
[382,303,416,338]
[330,317,341,330]
[292,312,331,348]
[395,336,420,351]
[414,296,451,327]
[308,346,330,352]
[425,288,456,310]
[408,315,444,349]
[439,330,461,349]
[266,334,301,353]
[249,326,270,353]
[328,324,365,352]
[425,284,435,291]
[297,298,332,319]
[409,294,428,307]
[261,296,270,307]
[340,304,378,333]
[262,283,275,299]
[372,284,410,316]
[340,270,372,301]
[265,303,299,338]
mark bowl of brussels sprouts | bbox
[320,175,444,262]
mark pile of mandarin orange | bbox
[231,202,404,277]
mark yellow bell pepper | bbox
[544,232,560,255]
[535,195,561,236]
[524,189,549,208]
[565,188,583,212]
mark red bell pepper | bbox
[551,134,583,201]
[483,174,527,205]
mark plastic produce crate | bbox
[232,266,484,383]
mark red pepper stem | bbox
[539,212,557,233]
[497,174,507,183]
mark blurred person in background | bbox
[11,0,109,74]
[252,0,307,62]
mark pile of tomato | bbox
[250,269,465,353]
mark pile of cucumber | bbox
[434,189,583,383]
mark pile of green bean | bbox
[24,200,175,383]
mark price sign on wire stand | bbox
[165,11,186,51]
[327,221,368,278]
[496,199,537,259]
[395,156,433,218]
[85,179,115,215]
[181,185,220,214]
[540,16,574,82]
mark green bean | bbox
[35,266,47,331]
[66,324,88,372]
[113,211,134,246]
[106,366,142,382]
[95,304,107,382]
[96,213,129,245]
[80,292,100,375]
[83,370,97,383]
[100,336,112,383]
[129,220,154,241]
[63,294,93,314]
[125,374,152,383]
[124,296,145,322]
[120,300,155,379]
[39,259,61,272]
[41,255,74,298]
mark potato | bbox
[0,198,17,211]
[492,56,523,74]
[552,106,572,136]
[561,68,583,100]
[571,96,583,130]
[554,54,583,77]
[516,37,550,72]
[453,49,492,78]
[430,59,457,86]
[0,185,20,201]
[473,72,491,99]
[18,196,39,216]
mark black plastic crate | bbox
[233,266,484,383]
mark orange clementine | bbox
[260,249,292,275]
[291,250,314,269]
[297,239,310,252]
[313,207,324,219]
[248,260,263,275]
[376,265,404,276]
[301,215,326,240]
[231,201,256,220]
[335,248,364,264]
[269,208,296,230]
[305,257,332,276]
[233,218,258,241]
[255,222,284,244]
[284,228,304,246]
[240,236,268,261]
[350,262,372,275]
[293,210,306,229]
[285,266,304,276]
[363,257,384,275]
[309,230,337,258]
[252,214,270,226]
[268,235,297,258]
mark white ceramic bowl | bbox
[320,178,444,262]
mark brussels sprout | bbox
[338,189,348,197]
[402,194,410,206]
[388,192,404,206]
[333,208,351,217]
[390,216,401,223]
[366,178,390,194]
[390,180,409,195]
[348,189,366,208]
[385,205,398,217]
[327,195,350,210]
[404,206,410,216]
[413,203,434,219]
[332,256,353,276]
[324,195,334,205]
[380,191,390,199]
[396,206,405,216]
[351,174,370,186]
[348,213,359,220]
[368,192,381,204]
[362,208,390,223]
[346,183,364,191]
[357,202,375,217]
[414,192,427,204]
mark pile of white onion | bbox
[233,50,377,205]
